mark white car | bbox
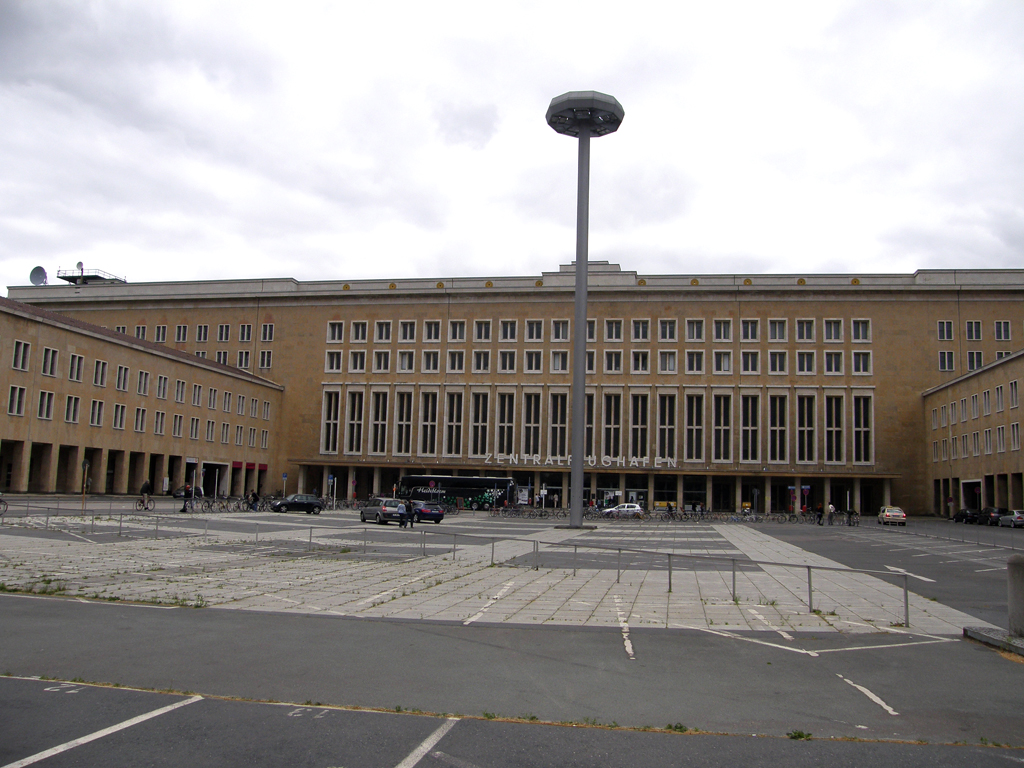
[878,506,907,526]
[606,503,645,519]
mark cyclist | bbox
[140,479,152,509]
[248,489,260,511]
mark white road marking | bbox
[884,565,935,582]
[816,639,955,653]
[836,673,899,715]
[1,694,202,767]
[394,718,459,768]
[463,581,515,625]
[976,567,1006,572]
[357,573,436,605]
[747,608,794,640]
[696,627,819,656]
[613,594,636,660]
[430,750,483,768]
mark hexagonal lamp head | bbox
[546,91,624,137]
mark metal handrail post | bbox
[807,565,813,613]
[617,549,621,583]
[668,553,673,593]
[904,574,910,627]
[732,559,737,601]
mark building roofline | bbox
[921,348,1024,397]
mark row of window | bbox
[114,322,274,344]
[933,424,1022,461]
[326,348,874,376]
[938,350,1015,373]
[322,389,873,465]
[938,320,1018,342]
[931,381,1020,429]
[324,318,873,345]
[7,343,272,417]
[197,349,273,370]
[6,387,269,448]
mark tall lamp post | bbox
[546,91,624,529]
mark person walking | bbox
[815,502,824,525]
[398,500,409,528]
[827,502,836,525]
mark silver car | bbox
[878,506,907,526]
[998,510,1024,528]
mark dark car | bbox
[409,501,445,524]
[172,485,204,499]
[980,507,1010,526]
[360,497,408,525]
[952,508,980,523]
[270,493,322,514]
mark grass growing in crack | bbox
[787,730,812,740]
[665,723,688,733]
[482,711,497,720]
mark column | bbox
[823,477,831,508]
[618,473,626,505]
[793,476,801,512]
[372,466,381,496]
[883,478,892,506]
[347,465,356,501]
[67,446,82,495]
[561,472,569,510]
[853,477,862,513]
[40,443,59,493]
[112,451,129,495]
[734,475,742,513]
[534,471,542,505]
[298,464,307,494]
[764,476,772,514]
[9,441,29,493]
[89,449,107,494]
[676,474,684,510]
[321,466,331,500]
[705,474,713,510]
[647,474,655,511]
[590,473,598,505]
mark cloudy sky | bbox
[1,1,1022,291]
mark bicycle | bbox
[135,497,155,511]
[0,495,8,514]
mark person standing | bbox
[398,500,409,528]
[827,502,836,525]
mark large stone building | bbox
[7,262,1024,513]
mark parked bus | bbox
[397,475,517,510]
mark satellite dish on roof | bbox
[29,266,47,286]
[76,261,84,272]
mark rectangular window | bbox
[499,350,516,372]
[983,389,991,415]
[852,319,870,341]
[218,324,230,342]
[550,393,568,457]
[714,319,731,342]
[444,392,463,455]
[346,391,364,453]
[68,354,83,382]
[248,427,257,448]
[171,413,184,438]
[250,397,258,418]
[825,395,843,462]
[400,320,416,341]
[769,319,787,341]
[154,411,165,436]
[262,401,270,420]
[350,351,366,372]
[966,321,982,341]
[351,322,366,342]
[473,393,489,454]
[797,395,815,462]
[498,392,515,455]
[852,351,872,374]
[797,351,814,373]
[587,319,597,342]
[996,321,1011,341]
[375,321,391,342]
[660,319,677,341]
[996,385,1005,412]
[769,394,787,461]
[984,428,993,454]
[552,320,569,341]
[447,350,464,372]
[137,371,150,396]
[1011,380,1019,409]
[373,350,389,372]
[175,325,187,343]
[261,323,274,342]
[686,319,704,342]
[474,350,491,373]
[115,325,126,335]
[214,350,228,365]
[741,394,758,462]
[685,394,703,460]
[713,394,731,461]
[525,350,543,372]
[825,351,842,373]
[234,424,243,445]
[64,395,80,423]
[937,321,953,341]
[658,394,676,460]
[327,321,343,342]
[660,350,677,373]
[796,319,814,341]
[769,351,787,373]
[527,320,543,341]
[500,320,517,341]
[41,347,58,377]
[395,391,413,455]
[371,391,388,454]
[604,350,621,373]
[939,351,955,371]
[972,393,979,419]
[714,351,731,373]
[605,319,622,341]
[552,350,569,372]
[603,393,621,458]
[422,350,439,372]
[192,384,202,406]
[424,320,440,341]
[155,325,167,343]
[259,350,273,369]
[997,425,1006,453]
[113,403,126,431]
[586,392,595,456]
[260,429,268,449]
[223,391,231,412]
[174,379,186,403]
[741,319,759,341]
[37,390,54,420]
[1013,423,1021,452]
[420,392,438,454]
[205,417,217,440]
[237,350,250,369]
[524,393,542,455]
[632,350,649,373]
[196,324,209,343]
[89,399,103,426]
[586,350,595,373]
[195,351,206,360]
[824,319,842,341]
[449,320,465,341]
[630,393,648,459]
[741,350,759,373]
[631,319,649,341]
[475,320,492,341]
[398,350,415,372]
[94,360,107,386]
[686,350,704,373]
[135,325,147,340]
[326,351,343,371]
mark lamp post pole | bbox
[547,91,624,529]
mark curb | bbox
[963,626,1024,656]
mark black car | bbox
[269,493,322,514]
[409,501,445,524]
[980,507,1010,526]
[172,485,204,499]
[952,508,980,523]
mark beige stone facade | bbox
[10,262,1024,513]
[0,297,282,496]
[924,350,1024,514]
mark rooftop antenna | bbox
[29,266,47,286]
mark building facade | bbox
[10,262,1024,513]
[0,296,283,496]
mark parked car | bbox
[269,493,322,514]
[360,497,408,525]
[607,503,645,519]
[878,506,907,525]
[952,508,980,523]
[998,510,1024,528]
[409,501,445,524]
[980,507,1010,526]
[172,485,204,499]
